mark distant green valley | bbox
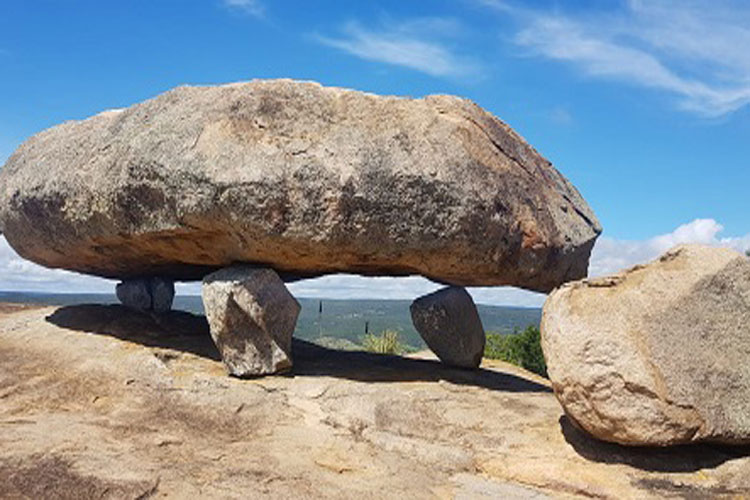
[0,291,541,351]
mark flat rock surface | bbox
[0,79,600,292]
[1,304,749,499]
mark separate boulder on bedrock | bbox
[410,287,486,369]
[150,277,175,313]
[116,279,152,311]
[202,265,300,377]
[542,244,750,446]
[0,79,601,293]
[115,277,175,313]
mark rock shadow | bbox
[291,339,551,393]
[0,454,159,500]
[45,304,550,394]
[559,415,750,473]
[46,304,221,361]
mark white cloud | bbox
[0,236,114,293]
[466,286,545,308]
[589,218,750,277]
[316,19,483,79]
[287,274,438,300]
[484,0,750,116]
[223,0,264,17]
[285,274,544,308]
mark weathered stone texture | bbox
[0,80,600,292]
[202,266,300,376]
[542,244,750,445]
[115,277,174,313]
[115,279,152,311]
[410,286,486,368]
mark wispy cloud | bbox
[223,0,264,18]
[316,18,483,79]
[589,218,750,278]
[480,0,750,116]
[548,105,573,126]
[286,274,545,308]
[472,0,513,13]
[0,236,114,293]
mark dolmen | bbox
[0,79,601,377]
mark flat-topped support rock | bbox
[202,265,300,377]
[0,79,600,293]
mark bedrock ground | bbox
[1,303,749,499]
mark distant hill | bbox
[0,291,541,350]
[292,298,541,349]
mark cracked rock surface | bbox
[0,79,600,292]
[542,244,750,446]
[2,303,750,498]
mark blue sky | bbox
[1,0,749,305]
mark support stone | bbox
[116,279,152,311]
[150,277,175,313]
[115,277,175,313]
[410,286,486,369]
[202,266,300,377]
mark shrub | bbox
[484,326,547,378]
[363,329,405,355]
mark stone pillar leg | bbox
[116,279,152,311]
[410,286,486,369]
[116,277,175,313]
[202,266,300,377]
[150,277,175,313]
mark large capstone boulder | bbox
[202,265,300,376]
[0,80,600,292]
[410,286,486,368]
[542,244,750,446]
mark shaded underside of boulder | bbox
[0,79,601,292]
[541,244,750,446]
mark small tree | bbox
[484,326,547,378]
